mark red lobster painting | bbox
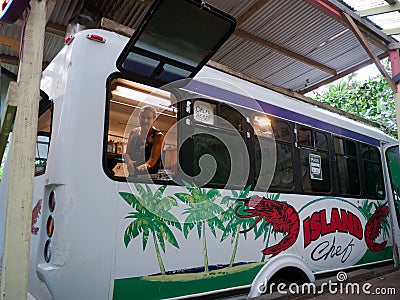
[236,197,300,256]
[364,204,389,252]
[31,199,42,235]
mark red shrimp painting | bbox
[31,199,42,235]
[235,197,300,256]
[364,204,390,252]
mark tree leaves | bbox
[311,73,396,136]
[121,185,182,254]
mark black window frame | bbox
[359,143,385,200]
[116,0,236,88]
[35,94,53,176]
[255,117,295,193]
[333,136,361,197]
[103,72,181,184]
[103,73,388,201]
[296,125,333,195]
[182,97,250,190]
[385,145,400,228]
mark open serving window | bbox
[105,77,178,181]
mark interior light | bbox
[112,85,172,109]
[254,115,273,137]
[254,115,271,127]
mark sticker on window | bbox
[194,101,215,125]
[309,153,322,180]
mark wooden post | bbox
[0,0,46,299]
[389,43,400,141]
[389,42,400,268]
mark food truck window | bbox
[105,78,177,182]
[35,94,52,176]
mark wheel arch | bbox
[247,254,314,298]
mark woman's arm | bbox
[137,131,164,171]
[123,130,136,175]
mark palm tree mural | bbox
[174,181,224,272]
[120,184,182,275]
[220,186,255,267]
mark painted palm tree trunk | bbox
[229,224,241,267]
[153,232,166,275]
[202,220,209,272]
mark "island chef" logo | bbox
[235,197,389,269]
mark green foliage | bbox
[220,186,254,241]
[310,72,397,137]
[175,181,224,238]
[120,184,182,275]
[175,180,224,272]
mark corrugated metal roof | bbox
[0,0,397,93]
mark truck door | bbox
[384,144,400,265]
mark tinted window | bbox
[219,103,244,131]
[361,144,384,199]
[298,127,331,193]
[386,146,400,227]
[193,130,248,187]
[35,98,52,176]
[116,0,236,86]
[191,100,249,188]
[269,120,294,190]
[334,137,360,196]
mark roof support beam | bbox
[14,19,66,36]
[300,53,388,93]
[0,54,49,69]
[342,12,395,91]
[0,35,20,53]
[357,2,400,17]
[307,0,391,51]
[236,0,272,26]
[234,0,336,75]
[234,29,337,75]
[101,17,134,37]
[0,82,17,166]
[45,22,66,36]
[0,55,19,65]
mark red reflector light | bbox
[64,35,74,45]
[49,191,55,212]
[46,215,54,238]
[86,34,106,43]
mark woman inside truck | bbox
[123,106,164,176]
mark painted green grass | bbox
[113,262,264,300]
[356,246,393,265]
